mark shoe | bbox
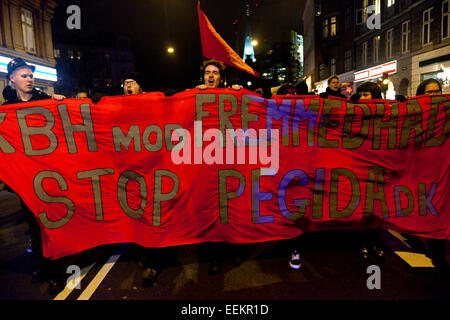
[48,278,64,294]
[289,250,301,269]
[371,241,384,260]
[208,260,221,275]
[142,267,158,287]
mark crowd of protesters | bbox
[0,56,448,294]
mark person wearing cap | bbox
[122,72,145,95]
[2,57,65,104]
[2,57,66,293]
[121,71,163,287]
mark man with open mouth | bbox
[122,72,145,95]
[196,59,242,90]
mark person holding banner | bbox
[195,59,243,91]
[412,79,448,270]
[194,59,247,274]
[319,75,345,99]
[354,81,385,261]
[122,72,145,95]
[416,78,443,96]
[2,57,66,293]
[120,71,162,286]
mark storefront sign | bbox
[354,60,397,82]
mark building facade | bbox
[0,0,58,102]
[305,0,450,97]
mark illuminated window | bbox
[387,0,395,7]
[423,8,433,45]
[330,16,337,36]
[443,1,449,39]
[21,8,36,54]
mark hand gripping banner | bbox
[0,89,448,259]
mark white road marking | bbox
[77,243,128,300]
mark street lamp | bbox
[167,47,175,54]
[251,40,258,47]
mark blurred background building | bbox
[0,0,58,102]
[304,0,450,97]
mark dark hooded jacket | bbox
[1,86,51,193]
[319,87,346,99]
[2,86,50,105]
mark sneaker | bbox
[289,250,301,269]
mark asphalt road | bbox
[1,189,449,313]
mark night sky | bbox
[51,0,304,90]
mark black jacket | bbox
[319,87,346,99]
[2,86,50,105]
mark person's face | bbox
[203,64,221,88]
[10,67,34,94]
[359,91,373,99]
[123,79,142,95]
[424,82,442,95]
[329,78,340,91]
[76,92,88,98]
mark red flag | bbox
[197,4,259,77]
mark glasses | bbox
[424,90,442,95]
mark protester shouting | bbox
[319,75,345,99]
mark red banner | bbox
[0,89,449,260]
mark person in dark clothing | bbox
[416,78,442,96]
[75,89,90,99]
[351,81,385,261]
[319,75,345,99]
[277,83,297,95]
[296,81,316,95]
[350,81,383,102]
[120,71,162,287]
[122,72,145,95]
[407,79,448,271]
[2,57,66,293]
